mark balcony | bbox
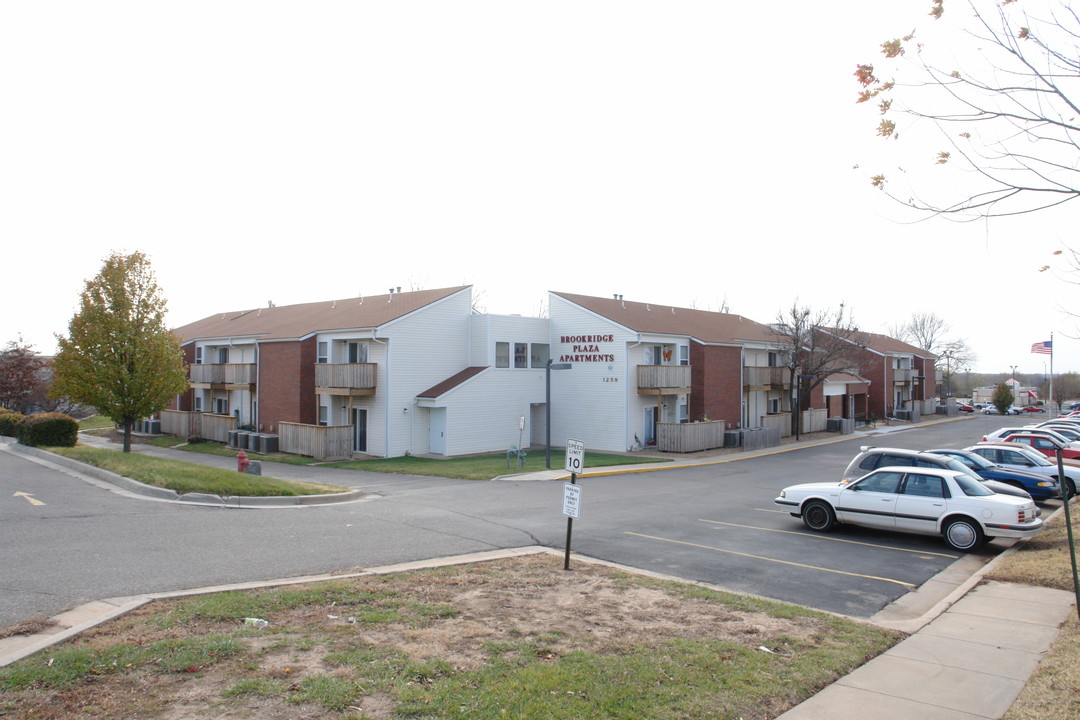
[743,366,789,390]
[315,363,378,396]
[636,365,691,395]
[893,368,914,383]
[189,363,256,388]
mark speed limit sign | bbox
[565,439,584,474]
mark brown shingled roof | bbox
[550,291,782,346]
[173,286,471,343]
[417,366,489,399]
[852,330,936,359]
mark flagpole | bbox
[1050,331,1055,415]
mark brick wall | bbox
[690,344,742,427]
[257,338,317,432]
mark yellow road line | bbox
[698,519,958,559]
[625,531,917,588]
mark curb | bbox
[1,442,367,508]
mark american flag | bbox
[1031,340,1052,355]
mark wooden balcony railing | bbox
[315,363,378,395]
[189,363,257,386]
[743,366,788,389]
[636,365,691,394]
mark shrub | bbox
[0,409,24,437]
[17,412,79,447]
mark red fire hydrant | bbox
[237,450,250,473]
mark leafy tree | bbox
[992,382,1015,415]
[771,302,864,438]
[0,339,47,413]
[51,251,188,452]
[856,0,1080,218]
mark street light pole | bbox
[545,359,572,468]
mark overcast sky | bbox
[2,1,1074,378]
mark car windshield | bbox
[943,458,984,481]
[954,473,995,496]
[959,453,994,470]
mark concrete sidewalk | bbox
[778,580,1075,719]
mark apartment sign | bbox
[558,334,615,363]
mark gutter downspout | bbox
[626,335,643,449]
[371,330,390,456]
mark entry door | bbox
[429,408,447,455]
[352,408,367,452]
[644,406,657,445]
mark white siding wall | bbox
[548,295,634,452]
[377,289,474,457]
[433,369,547,456]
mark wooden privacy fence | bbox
[158,410,235,442]
[279,422,353,460]
[160,410,198,438]
[656,420,726,453]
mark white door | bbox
[429,408,447,455]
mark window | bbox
[194,346,203,365]
[194,396,203,412]
[318,406,328,426]
[348,342,367,364]
[514,343,528,369]
[679,345,689,366]
[902,474,945,498]
[767,351,778,368]
[679,403,688,423]
[854,471,903,493]
[495,342,510,368]
[768,398,781,414]
[217,347,229,364]
[531,343,550,368]
[214,397,228,415]
[317,342,328,364]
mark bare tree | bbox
[889,311,977,395]
[772,302,865,437]
[855,0,1080,219]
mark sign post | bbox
[563,439,584,570]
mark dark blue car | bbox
[928,449,1061,501]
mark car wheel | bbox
[802,500,836,532]
[1065,479,1076,500]
[943,517,985,552]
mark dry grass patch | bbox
[0,554,900,720]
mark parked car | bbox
[1031,424,1080,442]
[927,448,1060,501]
[1020,406,1046,413]
[966,442,1078,497]
[1000,433,1080,461]
[983,406,1022,415]
[841,446,1031,499]
[956,402,974,413]
[775,467,1043,551]
[982,426,1080,449]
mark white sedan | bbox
[775,467,1043,551]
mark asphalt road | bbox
[0,414,1043,630]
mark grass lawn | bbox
[0,554,901,720]
[77,415,115,431]
[49,445,349,497]
[140,437,668,481]
[322,449,664,481]
[988,502,1080,720]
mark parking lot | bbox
[565,414,1059,618]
